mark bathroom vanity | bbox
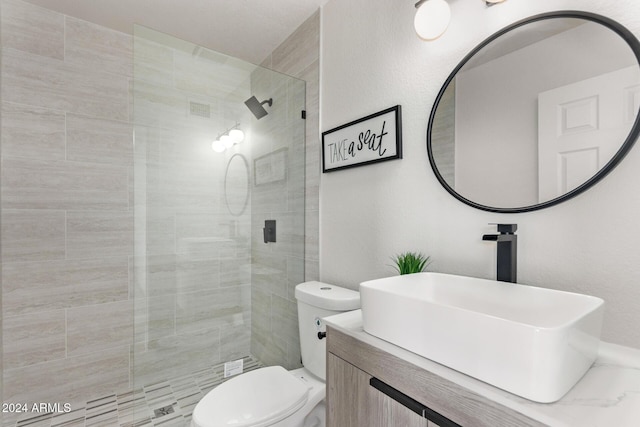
[325,310,640,427]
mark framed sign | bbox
[254,148,287,186]
[322,105,402,173]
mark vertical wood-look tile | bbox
[173,48,252,100]
[3,310,66,369]
[220,324,251,362]
[177,256,221,293]
[2,258,129,316]
[175,285,250,335]
[145,210,176,256]
[2,48,129,121]
[1,0,64,59]
[219,256,250,288]
[65,16,133,77]
[66,210,134,259]
[2,157,129,210]
[1,102,66,160]
[271,10,320,77]
[1,209,66,262]
[146,295,176,343]
[134,328,221,387]
[3,346,130,408]
[145,254,178,297]
[66,113,133,165]
[133,36,174,87]
[67,300,134,357]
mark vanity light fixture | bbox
[212,123,245,153]
[229,128,245,144]
[414,0,451,41]
[414,0,507,41]
[211,140,226,153]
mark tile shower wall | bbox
[250,11,320,369]
[0,0,133,417]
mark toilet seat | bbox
[191,366,310,427]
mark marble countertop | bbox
[325,310,640,427]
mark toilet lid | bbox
[191,366,310,427]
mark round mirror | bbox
[427,11,640,213]
[224,153,250,216]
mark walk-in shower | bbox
[0,1,315,425]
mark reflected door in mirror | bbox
[538,66,640,201]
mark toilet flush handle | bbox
[317,331,327,340]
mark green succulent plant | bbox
[391,251,431,275]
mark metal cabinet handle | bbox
[369,377,462,427]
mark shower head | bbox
[244,96,273,120]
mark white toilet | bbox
[191,281,360,427]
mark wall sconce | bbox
[414,0,451,41]
[212,123,244,153]
[414,0,506,41]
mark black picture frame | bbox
[322,105,402,173]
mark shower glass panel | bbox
[133,26,305,419]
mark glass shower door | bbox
[132,25,305,425]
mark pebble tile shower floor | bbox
[6,356,263,427]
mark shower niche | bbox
[133,25,306,396]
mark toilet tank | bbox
[295,281,360,380]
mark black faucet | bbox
[482,224,517,283]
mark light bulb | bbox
[220,134,233,148]
[212,139,225,153]
[229,129,244,144]
[414,0,451,41]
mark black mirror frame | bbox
[427,10,640,213]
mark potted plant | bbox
[391,251,431,275]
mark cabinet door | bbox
[327,352,427,427]
[370,378,461,427]
[327,352,372,426]
[369,382,429,427]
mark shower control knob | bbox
[317,331,327,340]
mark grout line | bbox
[64,209,68,261]
[64,110,68,161]
[64,307,68,359]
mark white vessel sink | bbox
[360,272,604,403]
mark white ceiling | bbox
[23,0,328,64]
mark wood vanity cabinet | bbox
[328,352,442,427]
[326,326,544,427]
